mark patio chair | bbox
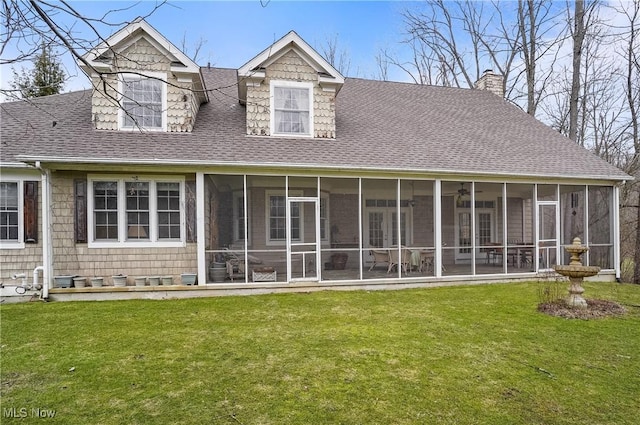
[486,243,503,266]
[226,258,245,282]
[368,249,390,271]
[223,248,265,282]
[388,248,411,275]
[418,250,435,273]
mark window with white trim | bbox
[94,181,118,240]
[269,194,287,241]
[0,179,37,249]
[270,81,313,136]
[120,74,166,130]
[89,176,184,247]
[157,182,181,240]
[0,182,19,242]
[126,181,150,240]
[266,191,301,243]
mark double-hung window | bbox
[266,191,302,244]
[271,81,313,136]
[89,176,184,247]
[94,181,119,240]
[269,195,287,241]
[0,178,38,249]
[157,182,181,240]
[0,182,20,244]
[120,74,166,131]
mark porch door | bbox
[366,208,407,248]
[287,197,320,282]
[456,210,493,261]
[538,202,559,270]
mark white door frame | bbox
[455,208,495,262]
[287,196,320,282]
[536,200,560,271]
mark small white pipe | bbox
[33,266,44,292]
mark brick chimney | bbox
[474,69,504,97]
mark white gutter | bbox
[35,161,52,299]
[15,155,632,183]
[0,162,34,169]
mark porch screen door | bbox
[538,202,559,270]
[287,198,320,281]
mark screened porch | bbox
[200,175,616,284]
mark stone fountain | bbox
[553,237,600,308]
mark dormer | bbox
[79,18,208,132]
[237,31,344,139]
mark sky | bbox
[1,1,417,95]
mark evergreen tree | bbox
[11,43,65,98]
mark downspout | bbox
[35,161,52,299]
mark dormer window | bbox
[271,81,313,137]
[119,73,167,131]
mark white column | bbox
[434,179,442,278]
[502,183,508,274]
[196,172,206,285]
[613,184,621,280]
[358,178,363,280]
[41,166,52,298]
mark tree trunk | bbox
[635,190,640,284]
[518,0,537,116]
[569,0,585,142]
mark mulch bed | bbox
[538,299,626,319]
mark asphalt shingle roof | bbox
[0,67,629,181]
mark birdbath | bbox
[553,237,600,308]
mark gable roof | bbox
[79,18,208,103]
[0,67,630,182]
[237,30,345,103]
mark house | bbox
[0,19,631,302]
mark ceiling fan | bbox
[444,183,474,196]
[456,183,470,197]
[444,183,482,206]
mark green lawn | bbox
[1,282,639,424]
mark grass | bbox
[1,282,639,424]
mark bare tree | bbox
[512,0,570,116]
[569,0,586,142]
[0,1,218,131]
[398,0,566,117]
[1,1,165,68]
[1,0,166,102]
[179,31,208,64]
[318,33,350,76]
[613,0,640,283]
[376,42,442,85]
[374,49,390,81]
